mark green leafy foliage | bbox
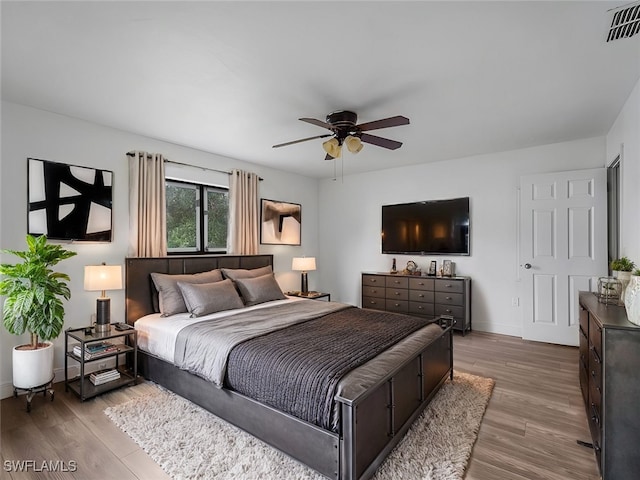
[0,235,76,348]
[610,256,636,272]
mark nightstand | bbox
[64,324,137,401]
[286,291,331,301]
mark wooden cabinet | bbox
[578,291,640,479]
[362,273,471,334]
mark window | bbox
[166,180,228,253]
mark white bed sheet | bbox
[135,296,302,363]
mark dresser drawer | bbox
[386,276,409,289]
[434,292,463,306]
[409,277,434,291]
[589,316,603,359]
[589,346,602,390]
[363,275,384,287]
[362,296,386,310]
[362,285,385,298]
[386,288,409,301]
[434,304,464,319]
[386,299,409,313]
[579,304,589,337]
[434,279,464,293]
[409,289,433,302]
[409,301,434,317]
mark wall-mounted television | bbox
[382,197,470,255]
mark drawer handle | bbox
[418,306,423,310]
[445,309,452,313]
[445,284,452,288]
[369,301,377,305]
[446,296,452,300]
[394,303,400,307]
[394,280,401,284]
[370,279,377,283]
[418,294,424,298]
[394,292,401,296]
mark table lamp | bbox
[292,257,316,295]
[84,263,123,333]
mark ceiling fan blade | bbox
[272,134,332,148]
[299,117,335,130]
[325,154,334,161]
[357,116,410,132]
[360,133,403,150]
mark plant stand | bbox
[13,375,55,412]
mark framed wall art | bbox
[28,157,113,242]
[260,198,301,245]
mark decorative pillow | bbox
[177,279,244,317]
[150,269,223,316]
[234,273,286,306]
[221,265,273,282]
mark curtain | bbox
[228,169,259,254]
[128,151,167,257]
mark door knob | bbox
[524,263,532,269]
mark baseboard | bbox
[471,321,522,338]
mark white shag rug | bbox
[105,371,493,480]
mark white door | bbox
[520,168,607,346]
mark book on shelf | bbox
[90,369,121,386]
[72,342,121,360]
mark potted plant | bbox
[0,235,76,389]
[611,257,636,307]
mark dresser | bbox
[362,273,471,334]
[579,291,640,479]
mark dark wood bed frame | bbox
[125,254,453,480]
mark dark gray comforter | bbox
[225,307,436,432]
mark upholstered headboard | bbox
[125,254,274,324]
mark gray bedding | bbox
[225,307,435,431]
[174,300,350,386]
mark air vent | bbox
[607,1,640,42]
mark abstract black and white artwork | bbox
[28,158,113,242]
[260,199,301,245]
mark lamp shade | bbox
[322,138,341,158]
[84,265,123,293]
[292,257,316,272]
[345,135,363,153]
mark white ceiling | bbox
[2,1,639,178]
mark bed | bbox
[125,254,453,480]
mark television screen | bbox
[382,197,470,255]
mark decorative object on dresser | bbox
[610,257,636,306]
[362,272,472,335]
[0,234,77,411]
[624,270,640,326]
[84,263,123,333]
[292,257,316,295]
[578,291,640,479]
[428,260,437,276]
[596,277,622,305]
[442,260,454,277]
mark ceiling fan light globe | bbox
[345,135,363,154]
[322,138,341,158]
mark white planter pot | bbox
[624,275,640,326]
[614,270,632,306]
[12,341,54,389]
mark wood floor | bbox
[1,332,600,480]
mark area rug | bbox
[104,371,494,480]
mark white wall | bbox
[317,136,606,337]
[607,77,640,263]
[0,101,320,398]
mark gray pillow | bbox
[221,265,273,282]
[177,279,244,317]
[235,273,286,306]
[151,269,223,316]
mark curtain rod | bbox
[126,151,263,181]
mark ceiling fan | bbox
[273,110,410,160]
